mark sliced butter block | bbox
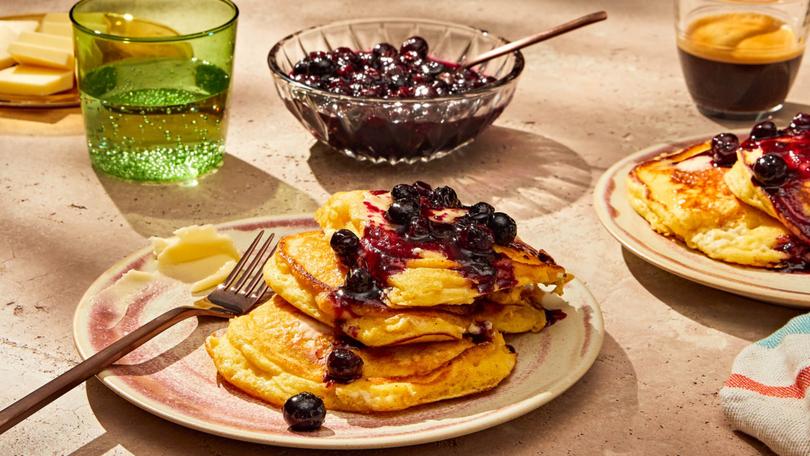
[0,20,38,35]
[9,41,74,69]
[0,21,40,69]
[16,31,73,52]
[39,21,72,37]
[0,65,73,96]
[0,26,16,69]
[42,13,71,24]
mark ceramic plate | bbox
[72,215,604,449]
[594,133,810,307]
[0,13,80,109]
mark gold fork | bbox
[0,230,277,433]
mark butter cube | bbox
[0,65,73,96]
[17,31,73,52]
[9,41,74,69]
[42,13,71,24]
[39,21,73,37]
[0,21,40,69]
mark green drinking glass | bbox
[70,0,238,183]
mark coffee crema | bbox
[677,12,805,116]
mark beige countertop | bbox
[1,0,806,454]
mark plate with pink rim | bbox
[594,133,810,308]
[72,214,604,449]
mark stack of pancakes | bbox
[627,119,809,269]
[206,188,572,413]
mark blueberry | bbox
[344,268,374,294]
[468,202,495,222]
[400,36,429,58]
[388,199,420,224]
[399,50,422,64]
[460,224,495,251]
[430,186,461,208]
[372,42,398,59]
[790,112,810,132]
[308,55,335,76]
[489,212,517,245]
[292,61,309,75]
[753,153,788,186]
[283,392,326,431]
[330,229,360,264]
[412,181,433,195]
[391,183,419,202]
[750,121,778,140]
[326,348,364,383]
[407,217,431,239]
[710,132,739,167]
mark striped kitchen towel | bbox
[720,313,810,456]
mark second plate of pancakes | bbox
[595,132,810,307]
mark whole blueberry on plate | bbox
[753,153,788,186]
[283,392,326,431]
[430,186,461,208]
[468,202,495,222]
[391,183,419,202]
[344,268,375,294]
[750,121,778,140]
[710,132,739,166]
[489,212,517,245]
[388,199,420,224]
[330,229,360,264]
[326,348,364,383]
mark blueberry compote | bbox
[741,114,810,271]
[325,183,558,352]
[283,37,509,161]
[289,37,496,99]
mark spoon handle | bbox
[463,11,608,69]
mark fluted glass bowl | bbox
[267,18,524,165]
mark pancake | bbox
[314,189,571,307]
[205,295,516,413]
[264,230,548,346]
[627,141,793,267]
[724,132,810,244]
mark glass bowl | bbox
[267,18,524,165]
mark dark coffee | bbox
[678,13,805,117]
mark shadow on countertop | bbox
[71,333,639,456]
[623,248,802,343]
[307,126,593,220]
[95,153,319,238]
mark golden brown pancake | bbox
[627,141,794,267]
[264,231,548,346]
[205,295,516,413]
[314,190,571,307]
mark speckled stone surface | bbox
[0,0,807,455]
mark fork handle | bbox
[0,305,218,434]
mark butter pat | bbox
[0,65,73,96]
[39,21,72,37]
[42,13,70,24]
[151,225,240,293]
[16,31,73,52]
[0,21,39,69]
[9,41,74,69]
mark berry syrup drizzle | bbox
[357,187,518,293]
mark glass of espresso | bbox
[676,0,809,119]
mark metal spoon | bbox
[463,11,608,68]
